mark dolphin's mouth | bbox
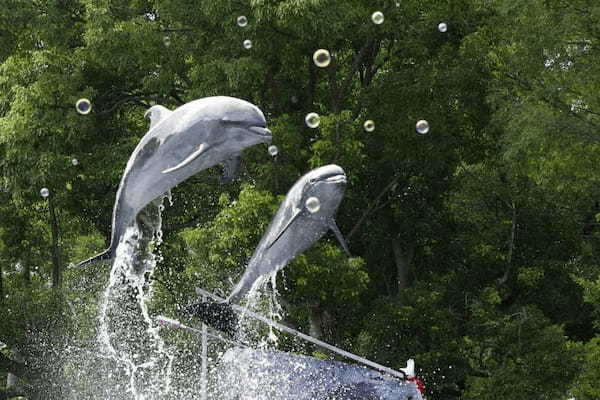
[249,126,272,138]
[325,174,347,184]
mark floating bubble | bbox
[76,98,91,115]
[71,158,79,166]
[306,197,321,213]
[40,187,50,199]
[66,182,73,191]
[395,2,400,6]
[372,11,384,25]
[305,112,320,128]
[416,120,430,134]
[438,22,448,33]
[364,120,375,132]
[163,36,171,47]
[268,145,278,156]
[291,95,298,104]
[243,39,252,49]
[237,16,248,27]
[313,49,331,68]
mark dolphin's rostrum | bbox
[78,96,272,267]
[186,164,350,334]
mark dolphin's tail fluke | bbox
[76,248,114,268]
[184,301,238,337]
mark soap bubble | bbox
[163,36,171,47]
[40,188,50,199]
[416,120,430,134]
[364,120,375,132]
[305,112,320,128]
[438,22,448,32]
[71,158,79,166]
[313,49,331,68]
[306,197,321,213]
[243,39,252,49]
[76,98,91,115]
[372,11,384,25]
[268,145,278,156]
[237,16,248,27]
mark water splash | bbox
[96,198,174,399]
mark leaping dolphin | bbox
[78,96,272,267]
[185,164,350,333]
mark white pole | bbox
[200,295,208,400]
[195,287,406,380]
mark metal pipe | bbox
[195,287,406,380]
[200,296,208,400]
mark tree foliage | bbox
[0,0,599,399]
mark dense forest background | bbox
[1,0,600,399]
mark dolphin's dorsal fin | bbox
[400,359,415,378]
[220,154,242,185]
[145,105,172,130]
[162,143,211,174]
[329,218,351,256]
[266,208,303,250]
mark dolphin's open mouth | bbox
[325,175,346,183]
[249,126,272,138]
[325,174,347,184]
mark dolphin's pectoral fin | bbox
[266,209,303,250]
[220,154,242,185]
[162,143,211,174]
[76,248,114,267]
[329,219,351,256]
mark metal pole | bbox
[200,295,208,400]
[195,287,406,380]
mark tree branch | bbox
[347,175,402,240]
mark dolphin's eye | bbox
[309,178,316,184]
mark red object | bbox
[407,377,426,395]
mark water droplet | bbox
[305,113,320,128]
[163,36,171,47]
[66,182,73,191]
[416,120,430,134]
[268,145,278,156]
[40,188,50,198]
[237,15,248,27]
[291,95,298,104]
[243,39,252,49]
[395,2,400,6]
[313,49,331,68]
[438,22,448,33]
[364,120,375,132]
[372,11,384,25]
[71,158,79,166]
[306,197,321,213]
[76,98,91,115]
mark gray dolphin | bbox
[78,96,272,267]
[185,164,349,334]
[227,164,349,303]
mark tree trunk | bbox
[0,264,3,301]
[309,305,324,340]
[392,239,415,293]
[22,263,30,286]
[48,198,61,289]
